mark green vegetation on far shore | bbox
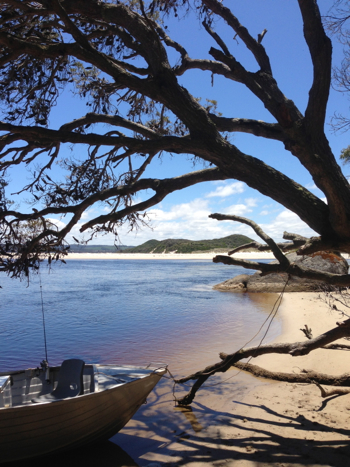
[68,234,253,254]
[122,234,253,254]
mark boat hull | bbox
[0,369,163,463]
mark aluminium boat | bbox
[0,359,167,463]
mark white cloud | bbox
[114,197,246,243]
[48,218,66,230]
[223,204,251,216]
[221,198,258,217]
[81,210,92,219]
[148,198,210,222]
[306,183,317,190]
[261,210,316,241]
[47,195,262,246]
[206,182,245,198]
[47,199,317,248]
[245,198,258,207]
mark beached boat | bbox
[0,359,167,463]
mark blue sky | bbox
[4,0,350,247]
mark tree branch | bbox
[298,0,332,132]
[227,241,297,255]
[227,231,308,255]
[201,0,272,73]
[81,169,229,231]
[202,20,231,57]
[212,253,350,287]
[0,121,197,154]
[231,361,350,387]
[209,213,290,267]
[208,115,284,141]
[175,320,350,405]
[59,113,159,139]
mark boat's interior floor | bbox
[0,364,156,408]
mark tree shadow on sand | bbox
[115,392,350,467]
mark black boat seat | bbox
[32,359,85,403]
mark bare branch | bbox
[213,254,281,273]
[209,213,289,267]
[208,115,284,141]
[82,169,229,232]
[232,361,350,387]
[227,241,296,255]
[257,29,268,44]
[228,231,308,255]
[201,0,272,74]
[298,0,332,132]
[175,320,350,405]
[59,113,159,139]
[202,20,231,57]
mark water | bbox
[0,259,280,376]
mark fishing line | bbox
[39,273,49,365]
[171,274,291,401]
[194,274,291,388]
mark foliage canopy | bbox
[0,0,350,284]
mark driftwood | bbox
[313,381,350,398]
[235,360,350,398]
[229,361,350,386]
[175,319,350,405]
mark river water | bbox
[0,259,279,376]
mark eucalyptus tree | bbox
[2,0,350,402]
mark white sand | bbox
[66,251,275,260]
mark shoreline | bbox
[65,251,275,260]
[114,292,350,466]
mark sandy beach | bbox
[65,252,275,260]
[9,291,350,467]
[111,291,350,467]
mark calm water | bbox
[0,259,280,376]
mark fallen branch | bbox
[230,361,350,386]
[175,320,350,405]
[313,381,350,398]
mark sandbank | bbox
[113,292,350,467]
[66,251,275,260]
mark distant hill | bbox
[68,244,132,253]
[122,234,253,254]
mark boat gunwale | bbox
[0,364,167,412]
[0,362,167,377]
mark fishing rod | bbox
[39,273,50,381]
